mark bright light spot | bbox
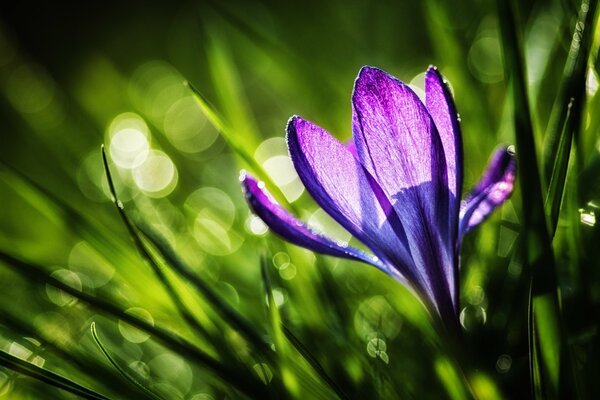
[366,338,389,363]
[132,150,178,197]
[409,72,426,101]
[108,113,150,169]
[254,137,287,164]
[263,155,297,186]
[164,96,218,153]
[587,68,599,96]
[247,215,268,235]
[579,209,596,226]
[269,288,286,307]
[118,307,154,343]
[45,269,82,307]
[8,342,44,367]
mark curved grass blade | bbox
[497,1,569,398]
[0,348,110,400]
[91,322,165,400]
[0,251,268,399]
[134,219,273,357]
[101,146,210,341]
[184,80,293,210]
[0,310,152,400]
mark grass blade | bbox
[542,0,598,183]
[184,80,293,210]
[134,219,272,357]
[497,1,569,398]
[101,146,210,340]
[0,251,267,399]
[0,348,110,400]
[281,325,349,400]
[90,322,164,400]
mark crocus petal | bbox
[241,172,385,269]
[425,67,463,237]
[287,115,431,303]
[459,147,517,239]
[351,66,457,315]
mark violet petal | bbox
[351,66,457,314]
[459,147,517,239]
[287,115,433,303]
[425,67,463,234]
[241,172,385,268]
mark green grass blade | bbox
[0,309,152,400]
[0,251,267,399]
[101,146,211,340]
[134,219,272,357]
[184,80,293,209]
[545,99,575,238]
[542,0,598,183]
[0,348,110,400]
[497,1,569,398]
[259,255,294,397]
[90,322,165,400]
[281,325,349,400]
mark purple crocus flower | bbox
[241,66,516,329]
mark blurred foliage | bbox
[0,0,599,398]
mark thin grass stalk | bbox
[497,0,572,398]
[542,0,598,183]
[101,146,211,341]
[0,349,110,400]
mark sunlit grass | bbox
[0,0,599,398]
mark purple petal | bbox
[241,172,385,268]
[351,66,457,315]
[459,147,517,239]
[425,66,463,228]
[286,115,433,304]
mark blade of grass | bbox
[545,98,575,237]
[542,0,598,183]
[101,146,211,341]
[497,1,570,398]
[90,322,165,400]
[184,80,293,210]
[260,255,295,398]
[134,219,273,357]
[0,348,110,400]
[0,310,153,400]
[0,251,268,399]
[281,324,349,400]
